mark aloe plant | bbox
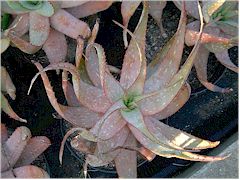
[183,0,238,92]
[1,124,50,178]
[28,2,229,178]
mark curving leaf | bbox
[194,46,232,93]
[6,1,29,12]
[215,50,238,73]
[145,2,186,93]
[173,0,199,19]
[42,28,67,64]
[65,1,113,18]
[1,66,16,100]
[1,123,8,144]
[60,1,87,8]
[15,136,51,167]
[50,9,91,39]
[119,2,148,90]
[70,135,96,154]
[8,14,29,37]
[29,12,50,46]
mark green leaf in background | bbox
[1,13,11,31]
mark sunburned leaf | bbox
[50,9,91,39]
[75,37,84,69]
[121,1,141,47]
[29,12,50,46]
[119,2,148,90]
[145,2,186,93]
[1,93,27,123]
[202,0,226,23]
[65,1,113,18]
[42,28,67,64]
[2,126,31,172]
[114,132,137,178]
[91,111,126,140]
[88,18,100,45]
[149,1,167,38]
[145,116,220,150]
[215,50,238,73]
[2,165,49,178]
[138,147,156,161]
[152,83,191,120]
[129,124,228,162]
[194,46,233,93]
[15,136,51,167]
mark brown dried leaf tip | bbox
[28,1,231,178]
[1,123,51,178]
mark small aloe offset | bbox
[184,0,238,93]
[28,2,229,178]
[1,123,51,178]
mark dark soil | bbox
[1,1,238,178]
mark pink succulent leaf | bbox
[120,2,148,91]
[145,116,220,150]
[6,31,41,54]
[145,2,186,93]
[1,66,16,100]
[50,9,91,39]
[3,165,50,178]
[42,28,67,64]
[62,71,80,106]
[114,132,137,178]
[30,62,111,113]
[97,125,129,154]
[173,0,200,20]
[202,0,226,23]
[90,100,126,138]
[8,14,29,37]
[215,50,238,73]
[30,62,101,128]
[70,135,96,154]
[60,1,88,8]
[185,21,233,46]
[149,1,167,37]
[1,93,27,123]
[129,124,228,162]
[91,111,126,140]
[29,12,50,46]
[65,1,113,19]
[194,46,232,93]
[121,1,141,47]
[1,124,8,144]
[1,126,31,172]
[152,83,191,120]
[15,136,51,167]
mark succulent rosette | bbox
[28,2,229,178]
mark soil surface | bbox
[1,1,238,178]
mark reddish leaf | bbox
[91,111,126,140]
[194,46,232,93]
[50,9,91,39]
[215,50,238,73]
[88,18,100,45]
[121,1,141,47]
[139,147,156,161]
[120,2,148,90]
[42,28,67,64]
[70,135,96,154]
[145,2,186,93]
[2,126,31,172]
[8,14,29,37]
[1,124,8,143]
[115,132,137,178]
[29,12,50,46]
[152,83,191,120]
[60,1,87,8]
[173,1,199,19]
[1,66,16,100]
[75,37,84,69]
[149,1,167,37]
[66,1,113,18]
[15,136,51,167]
[11,165,49,178]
